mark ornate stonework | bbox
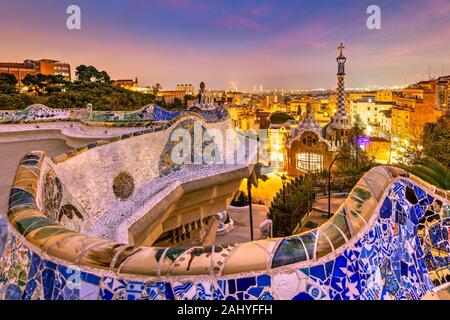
[42,169,63,221]
[112,171,135,200]
[58,204,83,221]
[287,104,334,175]
[158,119,217,177]
[326,42,352,143]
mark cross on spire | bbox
[338,42,345,55]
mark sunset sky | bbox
[1,0,449,90]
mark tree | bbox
[152,83,162,94]
[0,73,18,87]
[401,157,450,190]
[0,94,36,110]
[269,112,294,124]
[0,73,18,94]
[99,71,111,83]
[183,94,196,104]
[422,114,450,168]
[75,65,110,83]
[22,74,49,95]
[170,97,185,110]
[350,114,366,137]
[335,118,374,175]
[270,176,313,237]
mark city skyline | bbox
[0,0,449,90]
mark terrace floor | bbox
[215,205,269,245]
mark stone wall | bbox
[51,116,231,240]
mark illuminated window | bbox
[297,153,323,173]
[270,151,284,169]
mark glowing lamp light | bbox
[355,136,370,150]
[272,144,282,151]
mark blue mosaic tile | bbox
[236,277,256,292]
[310,265,326,282]
[256,275,271,287]
[380,197,393,219]
[2,177,449,301]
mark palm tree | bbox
[152,83,162,95]
[401,157,450,190]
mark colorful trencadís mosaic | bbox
[50,107,229,164]
[0,145,449,300]
[0,104,229,126]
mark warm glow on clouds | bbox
[0,0,449,90]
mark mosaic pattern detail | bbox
[112,171,135,201]
[158,118,219,176]
[52,107,229,164]
[0,104,79,124]
[58,204,83,222]
[43,168,63,221]
[1,104,229,125]
[1,152,449,300]
[40,166,86,232]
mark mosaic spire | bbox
[330,42,351,130]
[336,42,347,118]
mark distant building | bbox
[0,61,35,84]
[269,120,298,169]
[350,92,395,138]
[436,75,450,109]
[286,104,335,175]
[379,110,392,137]
[324,43,352,146]
[365,137,391,164]
[228,105,257,131]
[35,59,71,80]
[0,59,71,87]
[157,90,187,104]
[176,84,195,95]
[255,111,271,130]
[111,78,138,89]
[226,92,244,105]
[391,78,449,148]
[285,43,353,176]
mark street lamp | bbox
[274,173,287,207]
[328,156,339,219]
[281,174,287,207]
[247,163,268,241]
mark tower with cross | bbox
[326,42,351,145]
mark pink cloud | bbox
[215,15,271,33]
[135,0,212,13]
[250,4,272,17]
[265,20,332,52]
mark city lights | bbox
[0,0,449,305]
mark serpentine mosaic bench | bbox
[0,104,230,126]
[0,110,449,299]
